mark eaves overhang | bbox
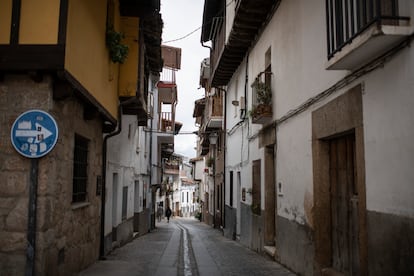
[143,13,163,73]
[211,0,279,87]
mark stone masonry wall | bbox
[0,75,103,275]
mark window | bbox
[135,180,142,208]
[229,171,234,207]
[112,173,118,224]
[265,48,271,89]
[148,92,154,117]
[72,134,89,203]
[122,186,128,220]
[143,182,147,208]
[144,128,148,157]
[252,47,272,109]
[128,123,132,139]
[252,159,261,215]
[136,126,140,153]
[234,78,239,118]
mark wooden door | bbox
[329,134,359,275]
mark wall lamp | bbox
[209,132,218,145]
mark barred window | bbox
[73,134,89,203]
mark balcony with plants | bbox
[250,76,272,125]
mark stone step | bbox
[263,246,276,258]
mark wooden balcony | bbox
[210,21,226,86]
[159,112,174,132]
[164,163,180,175]
[206,93,223,129]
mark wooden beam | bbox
[10,0,21,44]
[0,45,65,71]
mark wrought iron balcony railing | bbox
[326,0,410,59]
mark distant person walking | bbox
[165,206,172,223]
[157,204,163,222]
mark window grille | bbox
[326,0,409,59]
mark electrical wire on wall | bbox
[268,33,414,130]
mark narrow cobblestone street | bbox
[79,218,296,276]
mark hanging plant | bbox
[106,26,129,64]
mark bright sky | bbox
[161,0,209,159]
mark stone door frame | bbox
[312,84,367,275]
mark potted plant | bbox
[253,79,272,106]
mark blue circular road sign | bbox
[10,110,59,158]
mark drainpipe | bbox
[223,87,227,231]
[99,104,122,259]
[243,55,249,121]
[201,41,212,51]
[149,103,155,230]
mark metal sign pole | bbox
[25,158,39,276]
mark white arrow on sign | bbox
[15,123,53,143]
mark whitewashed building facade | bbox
[201,0,414,275]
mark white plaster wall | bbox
[245,0,414,223]
[151,87,161,187]
[225,57,268,207]
[226,59,247,128]
[194,159,206,204]
[276,115,313,224]
[124,168,135,219]
[104,167,127,234]
[180,185,197,216]
[106,114,152,234]
[251,0,346,120]
[362,48,414,218]
[238,0,347,225]
[194,158,204,181]
[399,0,414,19]
[132,126,150,175]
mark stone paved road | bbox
[79,218,296,276]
